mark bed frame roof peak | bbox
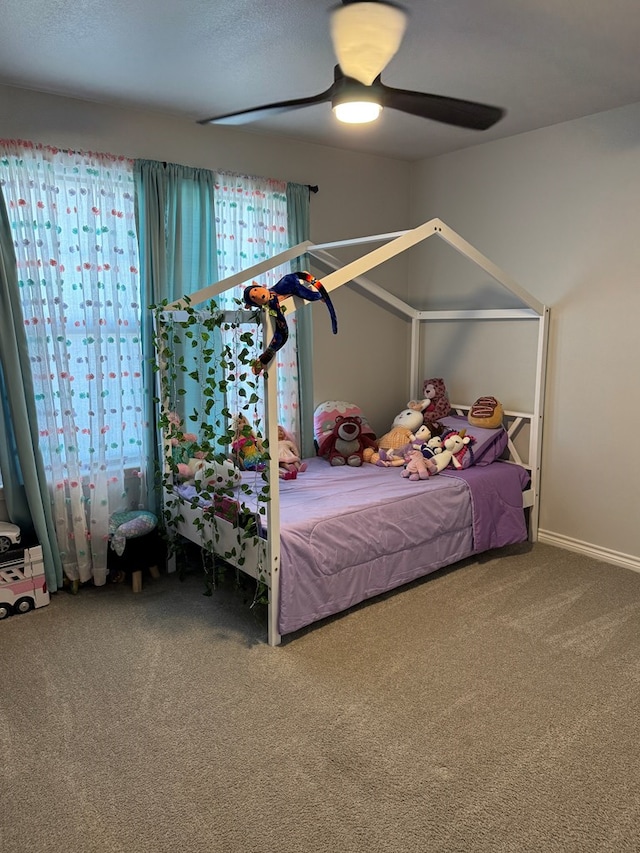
[168,217,546,319]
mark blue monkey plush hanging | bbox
[243,271,338,375]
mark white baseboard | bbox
[538,529,640,573]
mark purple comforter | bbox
[177,458,530,636]
[276,458,529,635]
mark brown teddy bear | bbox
[318,416,377,467]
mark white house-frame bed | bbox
[158,218,549,646]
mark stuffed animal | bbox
[243,271,338,375]
[428,429,474,473]
[362,405,426,466]
[383,423,436,465]
[468,396,504,429]
[408,378,450,429]
[427,435,443,453]
[173,453,240,489]
[318,415,377,467]
[423,435,444,467]
[166,410,199,460]
[410,424,434,447]
[165,411,209,478]
[314,400,376,449]
[442,429,474,469]
[231,413,265,470]
[278,425,307,478]
[166,410,197,446]
[401,449,437,481]
[176,457,204,481]
[428,443,456,473]
[193,457,242,490]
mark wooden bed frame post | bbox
[410,317,421,400]
[528,306,550,542]
[262,311,282,647]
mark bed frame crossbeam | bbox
[306,219,546,316]
[165,240,314,310]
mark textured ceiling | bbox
[1,0,640,161]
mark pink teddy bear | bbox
[401,449,437,481]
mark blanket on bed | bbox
[176,458,529,555]
[277,459,529,634]
[441,464,530,553]
[175,458,530,635]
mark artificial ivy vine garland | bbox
[151,296,271,605]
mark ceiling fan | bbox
[198,0,505,131]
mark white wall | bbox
[409,102,640,565]
[0,84,412,435]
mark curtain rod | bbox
[158,163,318,196]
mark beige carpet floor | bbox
[2,542,640,853]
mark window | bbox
[0,141,146,477]
[213,172,300,439]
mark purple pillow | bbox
[438,415,508,467]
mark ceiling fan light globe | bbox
[330,1,407,86]
[333,101,382,124]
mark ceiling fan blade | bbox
[330,1,407,85]
[198,85,335,126]
[377,81,505,130]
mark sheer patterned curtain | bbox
[0,180,63,591]
[214,172,301,440]
[0,140,148,586]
